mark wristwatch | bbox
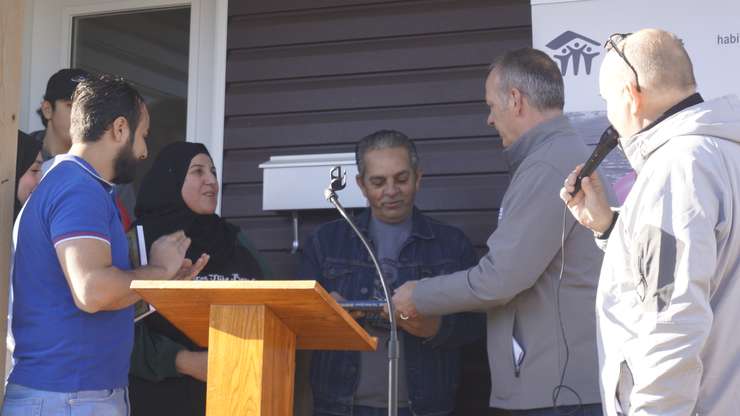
[596,211,619,240]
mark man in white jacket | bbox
[562,28,740,415]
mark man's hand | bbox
[396,314,441,338]
[392,281,420,320]
[175,350,208,382]
[388,281,440,337]
[149,231,209,280]
[559,165,614,234]
[172,254,210,281]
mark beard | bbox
[111,132,138,184]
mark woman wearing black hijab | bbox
[14,131,43,219]
[128,141,270,416]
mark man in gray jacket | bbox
[393,48,604,414]
[562,29,740,416]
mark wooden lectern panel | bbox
[131,280,376,351]
[207,305,295,416]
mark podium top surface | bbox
[131,280,377,351]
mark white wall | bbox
[532,0,740,112]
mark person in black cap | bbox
[29,68,143,230]
[30,68,90,161]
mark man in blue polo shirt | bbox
[4,74,209,416]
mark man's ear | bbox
[41,100,53,121]
[355,174,368,198]
[625,82,642,116]
[110,116,130,143]
[414,168,423,190]
[510,88,523,116]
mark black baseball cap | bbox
[43,68,91,102]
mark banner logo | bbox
[546,31,600,76]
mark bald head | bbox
[599,29,699,137]
[602,29,696,97]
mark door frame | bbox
[20,0,228,210]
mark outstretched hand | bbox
[388,281,440,338]
[559,165,613,234]
[172,253,210,280]
[391,281,420,320]
[149,231,209,280]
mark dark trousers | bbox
[315,405,415,416]
[492,403,603,416]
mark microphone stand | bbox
[324,167,399,416]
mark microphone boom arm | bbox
[324,170,400,416]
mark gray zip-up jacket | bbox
[598,95,740,416]
[413,115,603,409]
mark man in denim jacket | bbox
[300,130,485,416]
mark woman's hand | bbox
[175,350,208,382]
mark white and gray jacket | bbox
[598,95,740,415]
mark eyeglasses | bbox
[604,33,641,92]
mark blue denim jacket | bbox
[300,208,485,416]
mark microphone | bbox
[324,166,400,416]
[324,165,347,201]
[571,125,619,196]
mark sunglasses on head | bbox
[604,33,641,92]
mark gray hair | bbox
[489,48,564,111]
[355,130,419,177]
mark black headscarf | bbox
[131,141,267,416]
[134,141,259,278]
[15,131,42,219]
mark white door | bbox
[20,0,228,210]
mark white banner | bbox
[532,0,740,112]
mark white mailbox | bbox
[259,153,367,211]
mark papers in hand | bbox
[127,225,156,322]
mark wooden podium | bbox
[131,280,377,416]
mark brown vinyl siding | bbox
[223,0,532,413]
